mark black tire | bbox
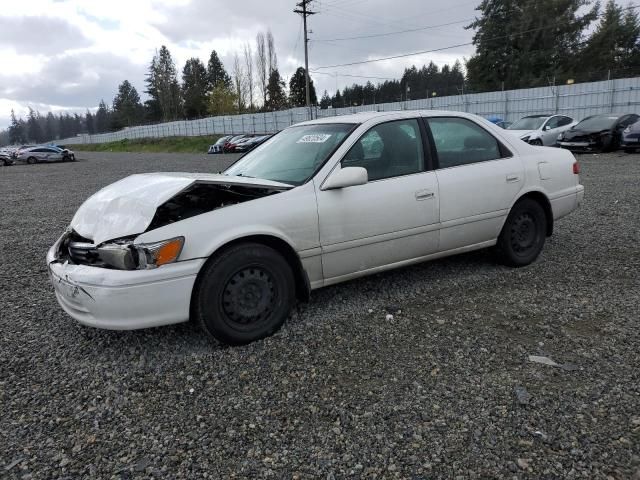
[193,243,295,345]
[496,198,547,267]
[529,139,543,146]
[27,156,37,164]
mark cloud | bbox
[0,51,147,108]
[0,16,91,55]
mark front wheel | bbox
[496,198,547,267]
[193,243,295,345]
[529,139,543,146]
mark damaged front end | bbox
[56,173,292,270]
[57,231,184,270]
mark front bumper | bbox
[557,141,597,152]
[47,235,205,330]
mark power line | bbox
[312,18,474,42]
[314,4,640,70]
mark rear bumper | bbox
[47,236,205,330]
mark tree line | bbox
[6,29,319,144]
[5,0,640,144]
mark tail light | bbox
[573,161,580,174]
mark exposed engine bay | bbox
[57,181,288,270]
[147,182,287,231]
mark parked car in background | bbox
[48,110,584,345]
[224,135,256,153]
[0,152,13,166]
[208,135,232,154]
[557,113,639,152]
[621,118,640,152]
[507,114,576,146]
[234,134,272,153]
[16,146,75,164]
[12,145,35,158]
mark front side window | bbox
[544,117,561,129]
[427,117,503,169]
[225,123,355,185]
[341,119,424,181]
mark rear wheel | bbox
[193,243,295,345]
[496,198,547,267]
[27,156,37,164]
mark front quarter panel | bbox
[134,181,320,262]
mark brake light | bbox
[573,161,580,174]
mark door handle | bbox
[415,190,435,201]
[506,175,521,183]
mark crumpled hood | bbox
[70,172,292,245]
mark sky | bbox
[0,0,577,129]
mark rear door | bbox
[425,116,524,251]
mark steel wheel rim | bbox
[222,265,276,329]
[510,212,538,255]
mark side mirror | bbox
[543,125,551,131]
[322,166,368,190]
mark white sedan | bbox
[507,114,577,146]
[48,111,584,345]
[17,146,75,164]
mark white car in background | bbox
[48,111,584,345]
[17,146,75,164]
[507,114,577,146]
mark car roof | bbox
[296,109,497,127]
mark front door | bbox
[316,118,440,281]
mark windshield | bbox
[225,123,355,185]
[575,115,618,131]
[508,117,547,130]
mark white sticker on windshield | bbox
[297,134,332,143]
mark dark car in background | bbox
[234,134,272,153]
[207,135,232,154]
[621,118,640,152]
[223,135,253,153]
[557,113,639,152]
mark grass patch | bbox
[72,136,223,154]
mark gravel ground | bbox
[1,151,639,479]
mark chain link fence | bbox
[58,77,640,145]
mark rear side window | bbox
[558,116,573,127]
[427,117,503,169]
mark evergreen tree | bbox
[182,58,209,119]
[85,110,95,135]
[319,90,331,109]
[465,0,598,91]
[580,0,640,75]
[8,110,25,144]
[112,80,143,128]
[44,112,58,140]
[146,46,181,122]
[265,69,287,110]
[288,67,317,107]
[26,108,44,143]
[207,50,231,90]
[95,100,110,133]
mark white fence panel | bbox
[56,77,640,145]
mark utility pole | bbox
[294,0,316,118]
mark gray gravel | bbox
[1,151,639,479]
